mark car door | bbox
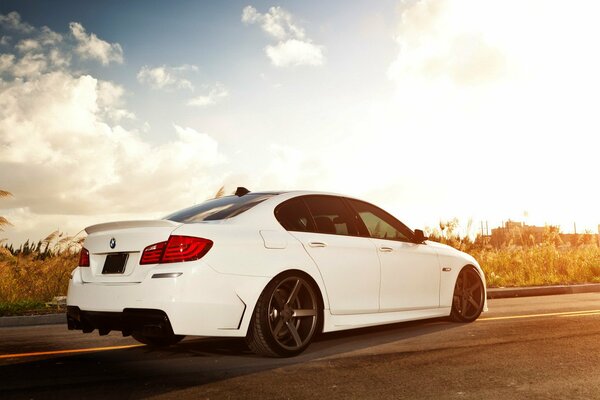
[276,195,380,315]
[346,198,441,311]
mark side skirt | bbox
[322,307,452,333]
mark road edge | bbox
[487,283,600,299]
[0,313,65,328]
[2,283,600,327]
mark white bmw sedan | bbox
[67,189,487,357]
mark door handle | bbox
[308,241,327,248]
[379,246,393,252]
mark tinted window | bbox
[347,199,412,241]
[275,198,315,232]
[303,196,358,236]
[164,194,274,223]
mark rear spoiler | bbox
[85,220,181,235]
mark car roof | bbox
[223,190,363,227]
[250,190,354,199]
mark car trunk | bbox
[80,220,182,283]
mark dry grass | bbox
[473,245,600,287]
[0,228,81,315]
[0,189,13,232]
[0,250,78,305]
[426,221,600,287]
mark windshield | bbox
[164,194,275,223]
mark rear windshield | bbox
[164,194,275,223]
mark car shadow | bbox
[0,317,462,399]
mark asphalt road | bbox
[2,293,600,400]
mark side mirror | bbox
[413,229,428,243]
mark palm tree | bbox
[0,190,13,231]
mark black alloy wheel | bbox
[247,272,322,357]
[450,266,485,322]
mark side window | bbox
[275,198,315,232]
[303,196,358,236]
[347,199,412,242]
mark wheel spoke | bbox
[286,321,302,347]
[273,289,286,309]
[272,318,285,336]
[468,297,480,309]
[293,309,317,317]
[467,282,481,294]
[461,295,468,315]
[286,279,302,305]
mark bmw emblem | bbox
[109,238,116,249]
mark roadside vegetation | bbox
[0,232,81,316]
[427,219,600,288]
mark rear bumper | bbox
[66,263,270,337]
[67,306,175,337]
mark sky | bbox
[1,0,599,246]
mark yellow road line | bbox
[479,309,600,322]
[559,311,600,318]
[0,344,144,360]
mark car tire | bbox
[246,271,322,357]
[450,266,485,323]
[131,332,185,347]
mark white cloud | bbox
[266,39,324,67]
[242,5,324,67]
[39,26,63,46]
[97,80,135,121]
[0,15,68,75]
[387,0,509,86]
[12,53,47,77]
[69,22,123,65]
[15,38,41,52]
[0,12,119,74]
[48,48,70,69]
[241,6,260,25]
[242,6,305,41]
[0,13,228,246]
[0,70,226,231]
[137,64,196,91]
[0,11,34,33]
[0,54,15,73]
[2,33,69,77]
[187,83,228,107]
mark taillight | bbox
[140,241,167,265]
[140,236,212,265]
[162,236,213,263]
[79,248,90,267]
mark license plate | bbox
[102,253,129,274]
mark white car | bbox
[67,188,487,357]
